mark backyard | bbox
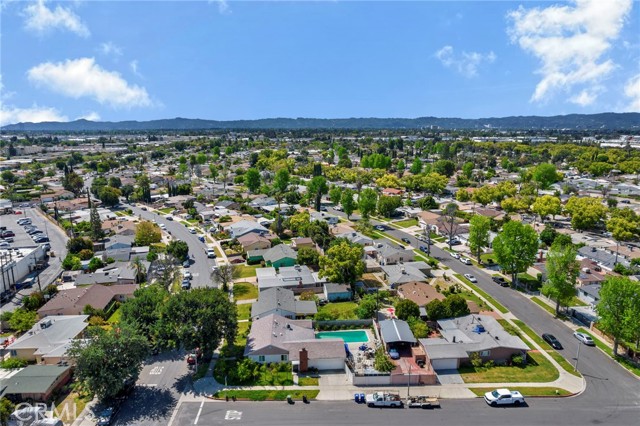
[316,301,359,320]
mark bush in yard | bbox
[511,354,525,366]
[78,249,94,261]
[0,358,28,369]
[469,352,483,368]
[373,347,395,373]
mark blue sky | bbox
[1,0,639,125]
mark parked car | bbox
[450,252,461,259]
[34,236,49,243]
[0,242,10,249]
[183,271,192,280]
[448,238,461,246]
[182,259,191,268]
[460,257,472,265]
[492,276,509,287]
[464,274,477,283]
[188,227,197,234]
[165,215,173,221]
[159,223,167,230]
[484,389,525,406]
[375,225,385,231]
[388,348,400,360]
[140,206,148,211]
[419,246,428,253]
[334,205,342,211]
[401,237,411,244]
[0,230,15,238]
[542,333,563,350]
[206,248,216,258]
[573,331,595,346]
[181,280,191,290]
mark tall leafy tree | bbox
[468,215,491,262]
[341,188,356,220]
[439,203,460,248]
[376,195,402,218]
[319,240,365,289]
[211,263,238,293]
[493,221,539,289]
[532,195,562,223]
[69,324,149,401]
[358,188,378,219]
[532,163,560,190]
[395,299,420,321]
[244,168,261,193]
[307,175,328,212]
[89,198,104,241]
[565,196,608,231]
[596,277,640,356]
[409,157,423,175]
[542,242,579,315]
[134,221,162,246]
[607,214,638,264]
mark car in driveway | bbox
[492,276,509,287]
[464,274,477,283]
[542,333,563,350]
[450,251,461,259]
[574,331,595,346]
[388,348,400,360]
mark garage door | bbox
[311,358,345,371]
[431,358,459,370]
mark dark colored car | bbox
[182,259,191,268]
[419,246,429,253]
[0,231,15,238]
[542,333,563,350]
[401,237,411,244]
[492,276,509,287]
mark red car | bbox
[187,348,203,365]
[14,211,22,215]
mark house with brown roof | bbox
[37,284,138,318]
[417,211,441,231]
[396,281,445,307]
[382,188,404,196]
[237,233,272,252]
[291,237,314,250]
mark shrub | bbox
[469,352,483,368]
[373,347,395,373]
[511,354,524,366]
[0,358,27,369]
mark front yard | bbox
[459,352,559,383]
[236,304,252,321]
[233,282,258,301]
[394,218,418,228]
[213,390,319,401]
[236,264,259,278]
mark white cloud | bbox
[76,111,100,121]
[130,60,143,78]
[209,0,231,15]
[624,73,640,112]
[27,57,153,108]
[99,41,123,57]
[0,104,68,126]
[23,0,90,37]
[507,0,633,105]
[435,45,496,78]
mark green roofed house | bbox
[0,365,72,402]
[247,244,297,268]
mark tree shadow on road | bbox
[114,387,177,425]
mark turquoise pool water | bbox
[316,330,369,343]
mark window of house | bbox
[480,350,490,357]
[281,354,288,361]
[258,355,265,362]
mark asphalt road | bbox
[323,208,640,411]
[127,204,217,288]
[113,350,191,426]
[1,207,68,312]
[170,398,640,426]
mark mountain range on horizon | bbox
[2,113,639,132]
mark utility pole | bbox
[574,340,582,372]
[407,363,412,399]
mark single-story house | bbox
[381,261,431,288]
[310,211,339,225]
[251,287,317,320]
[374,243,415,266]
[381,188,404,197]
[323,283,353,302]
[291,237,315,250]
[263,244,298,268]
[335,231,374,246]
[577,284,601,306]
[6,316,88,364]
[0,365,72,402]
[256,265,327,293]
[396,281,444,307]
[379,318,416,349]
[244,314,345,371]
[578,246,630,271]
[417,211,441,232]
[420,314,529,370]
[226,220,270,239]
[237,233,272,252]
[37,284,138,317]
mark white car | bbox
[573,331,595,346]
[484,389,525,406]
[450,251,461,259]
[159,223,167,230]
[183,271,192,280]
[188,227,197,234]
[460,257,472,265]
[464,274,477,283]
[206,248,216,258]
[375,225,385,231]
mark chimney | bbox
[299,348,309,373]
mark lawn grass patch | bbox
[454,274,509,314]
[158,207,174,214]
[107,307,122,324]
[531,296,567,318]
[480,253,497,265]
[214,390,319,401]
[576,328,640,377]
[394,218,418,228]
[55,389,92,424]
[469,387,571,397]
[214,246,223,258]
[458,290,492,312]
[236,264,259,278]
[316,301,358,320]
[297,376,319,386]
[233,282,258,301]
[237,304,252,320]
[459,352,559,383]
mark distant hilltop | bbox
[2,113,639,132]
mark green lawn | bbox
[459,290,492,312]
[454,274,509,314]
[236,264,259,278]
[394,218,418,228]
[469,387,571,397]
[316,302,358,320]
[214,390,319,401]
[237,304,252,320]
[517,273,541,290]
[512,319,581,378]
[158,207,174,214]
[480,253,497,265]
[233,282,258,301]
[107,307,122,324]
[531,296,567,319]
[55,390,93,424]
[459,352,559,383]
[297,376,319,386]
[576,328,640,377]
[214,246,223,258]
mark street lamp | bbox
[574,340,582,372]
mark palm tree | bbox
[130,257,146,284]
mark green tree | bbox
[272,168,290,208]
[319,240,365,289]
[456,188,472,202]
[410,157,423,174]
[425,299,448,320]
[69,324,149,401]
[565,196,608,231]
[501,196,530,214]
[532,163,560,190]
[356,294,379,319]
[66,237,93,254]
[62,254,82,270]
[329,186,342,206]
[244,168,261,193]
[596,276,640,356]
[211,263,238,293]
[407,316,429,338]
[341,188,356,219]
[539,226,559,247]
[373,347,395,372]
[358,188,378,219]
[297,247,320,269]
[443,294,470,318]
[376,195,402,218]
[88,257,105,272]
[607,216,638,264]
[121,285,169,343]
[121,184,134,201]
[135,174,151,203]
[89,202,104,241]
[493,221,539,289]
[134,221,162,246]
[1,397,15,426]
[307,176,328,212]
[395,299,420,321]
[98,186,121,207]
[462,162,474,179]
[157,288,237,354]
[421,172,448,196]
[434,159,456,177]
[532,195,562,223]
[108,176,122,188]
[542,242,579,315]
[468,215,491,262]
[62,171,84,196]
[166,240,189,260]
[8,309,37,334]
[472,185,496,207]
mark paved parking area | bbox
[435,369,464,385]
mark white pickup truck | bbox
[365,391,403,408]
[484,389,525,406]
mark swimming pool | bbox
[316,330,369,343]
